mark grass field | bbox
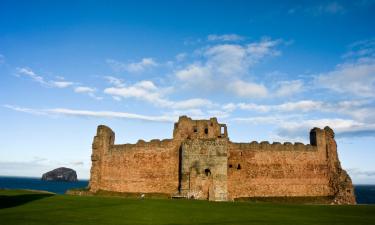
[0,190,374,225]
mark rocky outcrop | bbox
[42,167,78,182]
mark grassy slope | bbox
[0,190,374,225]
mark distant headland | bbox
[42,167,78,182]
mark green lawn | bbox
[0,190,374,225]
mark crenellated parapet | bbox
[230,141,316,151]
[110,139,175,152]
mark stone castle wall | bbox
[227,141,331,199]
[89,116,356,204]
[90,126,180,194]
[180,139,228,201]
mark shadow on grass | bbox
[0,193,54,209]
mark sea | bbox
[0,176,88,194]
[0,176,374,204]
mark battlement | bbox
[230,141,316,151]
[110,139,174,152]
[93,118,335,154]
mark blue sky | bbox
[0,0,375,182]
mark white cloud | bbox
[104,76,125,87]
[175,38,283,97]
[227,80,268,98]
[275,100,323,112]
[104,81,162,102]
[106,58,158,73]
[316,58,375,97]
[135,80,158,90]
[16,67,76,89]
[315,39,375,97]
[74,86,102,100]
[246,38,282,59]
[3,104,48,116]
[175,64,211,85]
[104,80,213,110]
[347,168,375,177]
[225,100,375,119]
[207,34,244,42]
[4,104,176,123]
[276,118,375,139]
[236,103,273,112]
[127,58,158,72]
[274,80,304,97]
[205,44,249,76]
[51,81,74,88]
[222,103,237,112]
[227,99,375,136]
[232,115,285,125]
[235,100,321,113]
[74,86,96,93]
[234,115,375,140]
[15,67,102,99]
[167,98,214,110]
[16,67,48,86]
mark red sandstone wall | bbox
[98,140,180,194]
[89,119,355,204]
[227,142,332,200]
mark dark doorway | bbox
[204,168,211,176]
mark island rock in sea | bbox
[41,167,78,182]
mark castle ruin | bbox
[88,116,356,204]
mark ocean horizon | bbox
[0,176,89,195]
[0,176,374,204]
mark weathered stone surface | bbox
[180,139,228,201]
[88,116,356,204]
[42,167,77,182]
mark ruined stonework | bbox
[89,116,356,204]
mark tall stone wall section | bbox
[89,125,180,194]
[227,127,355,203]
[227,142,330,199]
[180,139,228,201]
